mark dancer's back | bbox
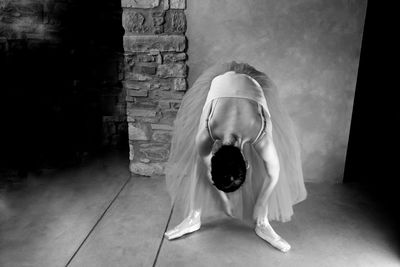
[203,70,270,145]
[208,98,263,144]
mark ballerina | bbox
[164,62,307,252]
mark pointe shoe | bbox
[164,211,201,240]
[164,221,201,240]
[255,226,291,253]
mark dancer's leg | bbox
[165,157,207,240]
[164,181,202,240]
[254,132,291,252]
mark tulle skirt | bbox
[165,62,307,224]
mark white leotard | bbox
[203,71,271,145]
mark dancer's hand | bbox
[219,191,233,217]
[224,198,233,217]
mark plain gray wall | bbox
[186,0,367,182]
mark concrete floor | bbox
[0,153,399,267]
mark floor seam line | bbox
[65,174,132,267]
[152,204,174,267]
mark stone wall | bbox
[122,0,187,176]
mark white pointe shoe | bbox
[255,225,291,253]
[164,211,201,240]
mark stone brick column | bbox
[122,0,187,176]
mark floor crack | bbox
[152,204,174,267]
[65,175,132,266]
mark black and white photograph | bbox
[1,0,398,266]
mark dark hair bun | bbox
[211,145,247,193]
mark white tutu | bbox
[165,62,307,224]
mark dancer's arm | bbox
[195,127,213,159]
[195,127,233,216]
[253,131,280,221]
[195,126,213,184]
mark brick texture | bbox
[123,0,187,176]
